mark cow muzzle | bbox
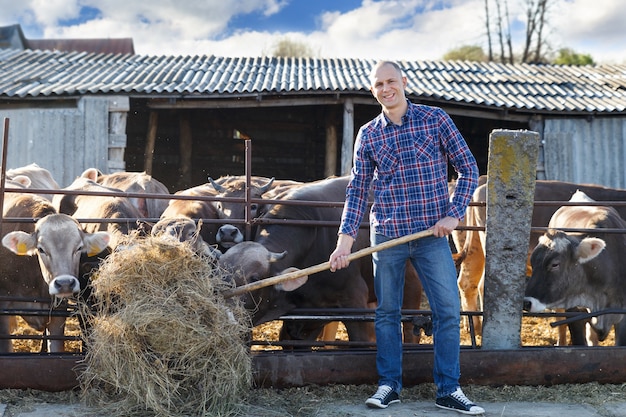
[216,224,244,248]
[523,296,547,313]
[49,275,81,297]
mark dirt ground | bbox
[1,381,626,417]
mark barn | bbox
[3,28,626,392]
[1,34,625,190]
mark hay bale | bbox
[78,236,252,417]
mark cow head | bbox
[2,214,110,298]
[525,230,606,311]
[218,241,307,325]
[208,176,274,219]
[216,224,244,249]
[208,176,276,241]
[524,229,616,338]
[151,216,222,261]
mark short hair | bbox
[369,60,403,85]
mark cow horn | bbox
[208,177,225,193]
[259,177,275,194]
[268,250,287,262]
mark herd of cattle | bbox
[1,163,625,354]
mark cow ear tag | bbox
[87,244,100,257]
[16,242,29,255]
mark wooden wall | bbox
[0,96,128,187]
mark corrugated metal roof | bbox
[0,48,625,114]
[0,24,134,55]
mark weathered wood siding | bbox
[0,96,128,187]
[542,117,626,188]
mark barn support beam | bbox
[481,129,539,350]
[340,98,354,176]
[144,111,158,175]
[324,123,337,177]
[178,112,193,189]
[107,96,129,173]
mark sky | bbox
[2,0,625,65]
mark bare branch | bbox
[484,0,493,61]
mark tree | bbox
[520,0,549,63]
[269,38,317,58]
[483,0,551,64]
[442,45,488,62]
[553,48,595,66]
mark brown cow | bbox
[219,241,308,326]
[218,176,423,345]
[1,193,109,352]
[88,169,171,219]
[456,179,626,342]
[6,163,60,201]
[524,190,626,346]
[53,174,143,250]
[162,176,290,251]
[150,215,222,262]
[160,184,222,249]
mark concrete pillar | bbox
[481,129,539,350]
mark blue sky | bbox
[1,0,625,64]
[229,1,364,33]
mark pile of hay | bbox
[78,236,252,417]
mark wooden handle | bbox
[222,229,434,298]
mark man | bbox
[329,60,483,415]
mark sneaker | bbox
[365,385,400,409]
[435,388,485,415]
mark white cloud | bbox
[0,0,625,64]
[309,0,486,61]
[550,0,626,63]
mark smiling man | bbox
[329,60,483,415]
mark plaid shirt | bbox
[340,101,479,239]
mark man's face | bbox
[370,64,407,111]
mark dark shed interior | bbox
[125,98,527,192]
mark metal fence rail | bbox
[2,180,626,354]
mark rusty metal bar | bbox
[4,347,626,391]
[244,138,252,240]
[0,118,9,231]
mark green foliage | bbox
[442,45,488,62]
[553,48,595,66]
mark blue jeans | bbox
[372,231,461,398]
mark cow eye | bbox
[37,246,46,256]
[549,260,560,271]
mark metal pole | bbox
[0,118,10,231]
[244,138,252,241]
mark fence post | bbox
[481,129,539,349]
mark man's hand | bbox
[431,216,459,238]
[329,234,355,272]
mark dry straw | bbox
[78,235,252,417]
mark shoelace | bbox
[450,389,474,406]
[373,386,394,400]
